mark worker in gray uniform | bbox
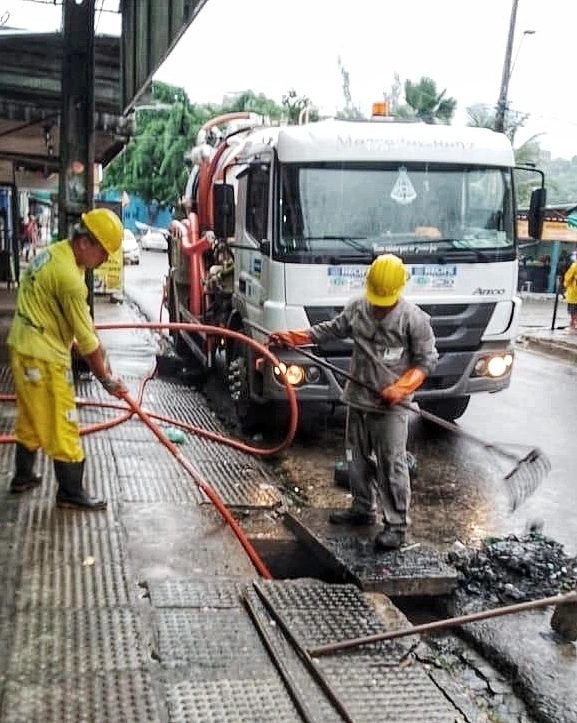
[270,254,438,550]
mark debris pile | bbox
[449,533,577,606]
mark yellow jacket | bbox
[8,240,99,366]
[564,261,577,304]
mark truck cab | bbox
[169,116,545,427]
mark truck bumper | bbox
[260,342,515,403]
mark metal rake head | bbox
[503,448,551,512]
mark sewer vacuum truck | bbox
[166,110,545,430]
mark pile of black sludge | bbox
[449,533,577,606]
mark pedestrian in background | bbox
[22,213,38,262]
[7,208,128,510]
[270,254,438,550]
[563,252,577,333]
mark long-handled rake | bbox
[243,319,551,511]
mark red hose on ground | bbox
[1,322,298,578]
[119,390,272,579]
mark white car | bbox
[140,228,168,252]
[122,229,140,265]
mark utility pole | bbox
[495,0,519,133]
[59,0,96,377]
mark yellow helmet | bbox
[365,254,407,307]
[81,208,123,255]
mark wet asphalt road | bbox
[124,251,577,554]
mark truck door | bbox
[237,160,272,327]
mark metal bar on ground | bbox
[308,591,577,658]
[243,592,322,723]
[252,581,355,723]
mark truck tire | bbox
[226,339,268,435]
[420,395,470,422]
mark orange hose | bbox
[1,322,297,579]
[119,390,272,579]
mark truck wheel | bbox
[420,396,470,422]
[226,343,267,434]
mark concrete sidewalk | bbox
[517,292,577,363]
[0,285,575,721]
[0,294,490,722]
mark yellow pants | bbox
[10,351,84,463]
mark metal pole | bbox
[551,278,561,330]
[495,0,519,133]
[58,0,96,305]
[308,591,577,658]
[59,0,96,377]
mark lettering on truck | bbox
[472,288,506,296]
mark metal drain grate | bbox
[317,658,467,722]
[254,581,407,661]
[147,578,245,609]
[15,558,131,608]
[8,608,147,682]
[165,677,301,723]
[2,671,162,723]
[155,607,271,673]
[195,459,280,509]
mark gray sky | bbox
[156,0,577,160]
[1,0,575,159]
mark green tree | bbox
[281,88,318,124]
[398,76,457,123]
[222,90,284,121]
[102,81,205,206]
[102,83,287,206]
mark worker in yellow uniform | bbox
[7,208,127,510]
[563,252,577,333]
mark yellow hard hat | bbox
[81,208,123,255]
[365,254,408,307]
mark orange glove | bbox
[268,330,312,347]
[380,368,426,406]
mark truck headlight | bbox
[473,353,514,379]
[273,363,305,386]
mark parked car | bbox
[140,228,168,252]
[122,229,140,265]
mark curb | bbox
[517,334,577,364]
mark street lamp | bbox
[509,30,536,81]
[495,1,535,133]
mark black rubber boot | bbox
[54,460,107,511]
[329,508,377,526]
[374,528,406,551]
[10,443,42,493]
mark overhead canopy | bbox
[122,0,207,112]
[0,0,206,184]
[517,205,577,243]
[0,31,131,181]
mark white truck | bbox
[167,112,545,428]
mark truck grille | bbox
[305,303,496,353]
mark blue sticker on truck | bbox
[410,265,457,289]
[252,257,262,277]
[327,266,367,294]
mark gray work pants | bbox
[347,406,410,529]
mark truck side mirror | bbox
[213,184,235,239]
[527,187,546,240]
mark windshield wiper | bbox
[288,235,369,254]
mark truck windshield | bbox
[277,163,515,263]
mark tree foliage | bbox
[281,89,318,124]
[102,82,287,207]
[398,77,457,123]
